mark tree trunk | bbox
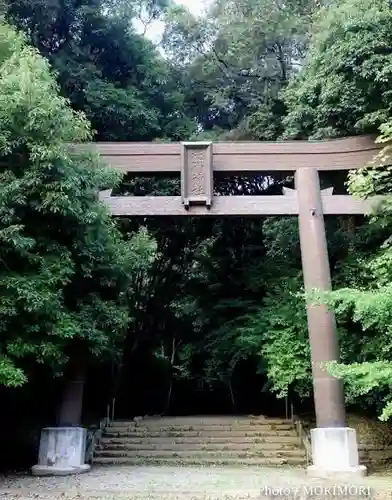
[57,343,87,427]
[347,216,356,236]
[340,215,356,236]
[164,337,179,415]
[228,379,236,412]
[165,379,173,415]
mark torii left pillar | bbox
[296,167,366,478]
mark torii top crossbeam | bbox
[95,135,382,216]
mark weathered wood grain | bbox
[82,135,382,173]
[99,194,381,216]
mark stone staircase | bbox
[94,416,306,467]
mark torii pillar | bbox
[296,168,366,478]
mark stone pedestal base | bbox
[31,464,90,476]
[307,427,367,478]
[32,427,90,476]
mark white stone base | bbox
[32,427,90,476]
[307,427,367,478]
[31,464,90,476]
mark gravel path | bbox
[0,466,392,500]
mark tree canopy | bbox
[283,0,392,140]
[2,0,392,430]
[0,22,156,399]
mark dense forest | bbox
[1,0,392,468]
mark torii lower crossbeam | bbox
[99,193,378,216]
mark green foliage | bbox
[282,0,392,139]
[257,280,311,398]
[162,0,318,139]
[0,22,156,386]
[326,246,392,418]
[5,0,193,142]
[0,355,27,387]
[4,0,392,422]
[329,362,392,421]
[203,277,312,399]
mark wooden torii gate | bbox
[97,135,381,477]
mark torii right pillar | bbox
[296,167,366,478]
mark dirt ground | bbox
[1,465,392,500]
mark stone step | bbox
[93,456,304,466]
[100,435,301,445]
[103,430,298,438]
[106,425,296,434]
[359,449,392,461]
[109,417,291,427]
[98,442,302,451]
[95,448,306,458]
[358,443,392,450]
[97,416,304,468]
[109,423,294,430]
